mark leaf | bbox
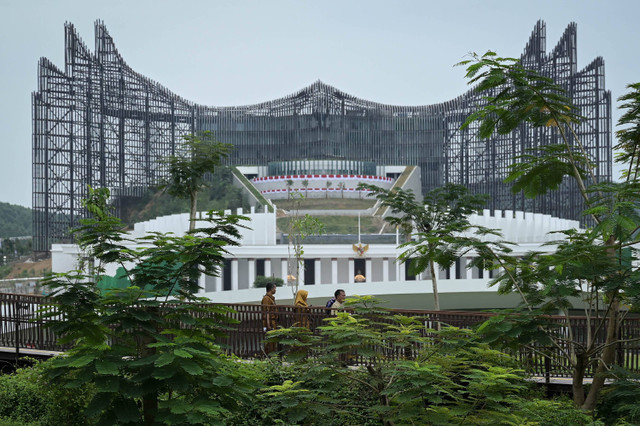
[95,360,119,375]
[95,376,120,393]
[86,393,114,418]
[212,375,233,387]
[69,355,96,367]
[180,359,204,376]
[174,348,193,359]
[154,352,176,367]
[113,398,141,423]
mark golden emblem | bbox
[352,243,369,257]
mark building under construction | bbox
[32,20,611,252]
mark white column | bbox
[281,258,288,281]
[331,258,338,284]
[459,258,467,280]
[298,260,305,286]
[231,259,239,291]
[399,260,406,281]
[365,259,372,283]
[315,259,321,285]
[198,272,206,294]
[449,264,455,280]
[214,275,222,292]
[248,259,255,288]
[348,259,355,284]
[264,258,272,278]
[383,258,390,282]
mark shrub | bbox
[253,275,284,288]
[0,362,94,426]
[514,398,599,425]
[597,367,640,425]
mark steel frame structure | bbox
[33,20,611,252]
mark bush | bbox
[597,367,640,425]
[0,362,94,426]
[514,398,599,425]
[253,275,284,288]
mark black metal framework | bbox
[33,20,611,252]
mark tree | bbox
[39,186,253,424]
[302,179,309,197]
[259,297,590,425]
[160,131,232,231]
[325,180,332,199]
[286,193,324,296]
[285,179,294,200]
[338,182,346,198]
[459,52,640,409]
[360,183,507,311]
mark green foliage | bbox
[120,166,248,226]
[0,362,94,425]
[257,296,563,425]
[230,167,273,212]
[159,131,233,230]
[0,238,32,264]
[0,202,31,238]
[360,182,510,310]
[460,52,640,410]
[253,275,284,288]
[458,51,589,201]
[513,398,599,425]
[278,214,380,234]
[286,193,325,294]
[615,82,640,180]
[39,186,255,425]
[597,367,640,424]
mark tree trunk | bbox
[582,296,620,410]
[189,191,197,231]
[571,352,587,407]
[429,260,440,311]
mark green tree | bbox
[159,131,232,231]
[39,186,253,425]
[259,297,591,425]
[460,52,640,409]
[285,179,294,200]
[360,183,507,311]
[325,180,332,199]
[302,179,309,197]
[338,182,346,198]
[286,193,324,295]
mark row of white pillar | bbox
[200,257,400,293]
[197,256,487,293]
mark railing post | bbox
[544,350,551,385]
[14,301,20,363]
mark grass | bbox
[274,197,376,211]
[277,215,386,234]
[231,167,274,212]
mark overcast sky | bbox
[1,0,638,208]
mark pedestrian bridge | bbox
[2,292,639,382]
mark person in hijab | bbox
[294,289,310,329]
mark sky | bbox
[1,0,638,208]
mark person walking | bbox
[261,282,278,354]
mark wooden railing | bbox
[2,292,640,378]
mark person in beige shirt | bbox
[329,289,346,311]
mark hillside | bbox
[119,167,250,226]
[0,202,31,237]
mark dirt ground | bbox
[5,257,52,279]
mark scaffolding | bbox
[32,20,611,252]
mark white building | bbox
[52,207,579,310]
